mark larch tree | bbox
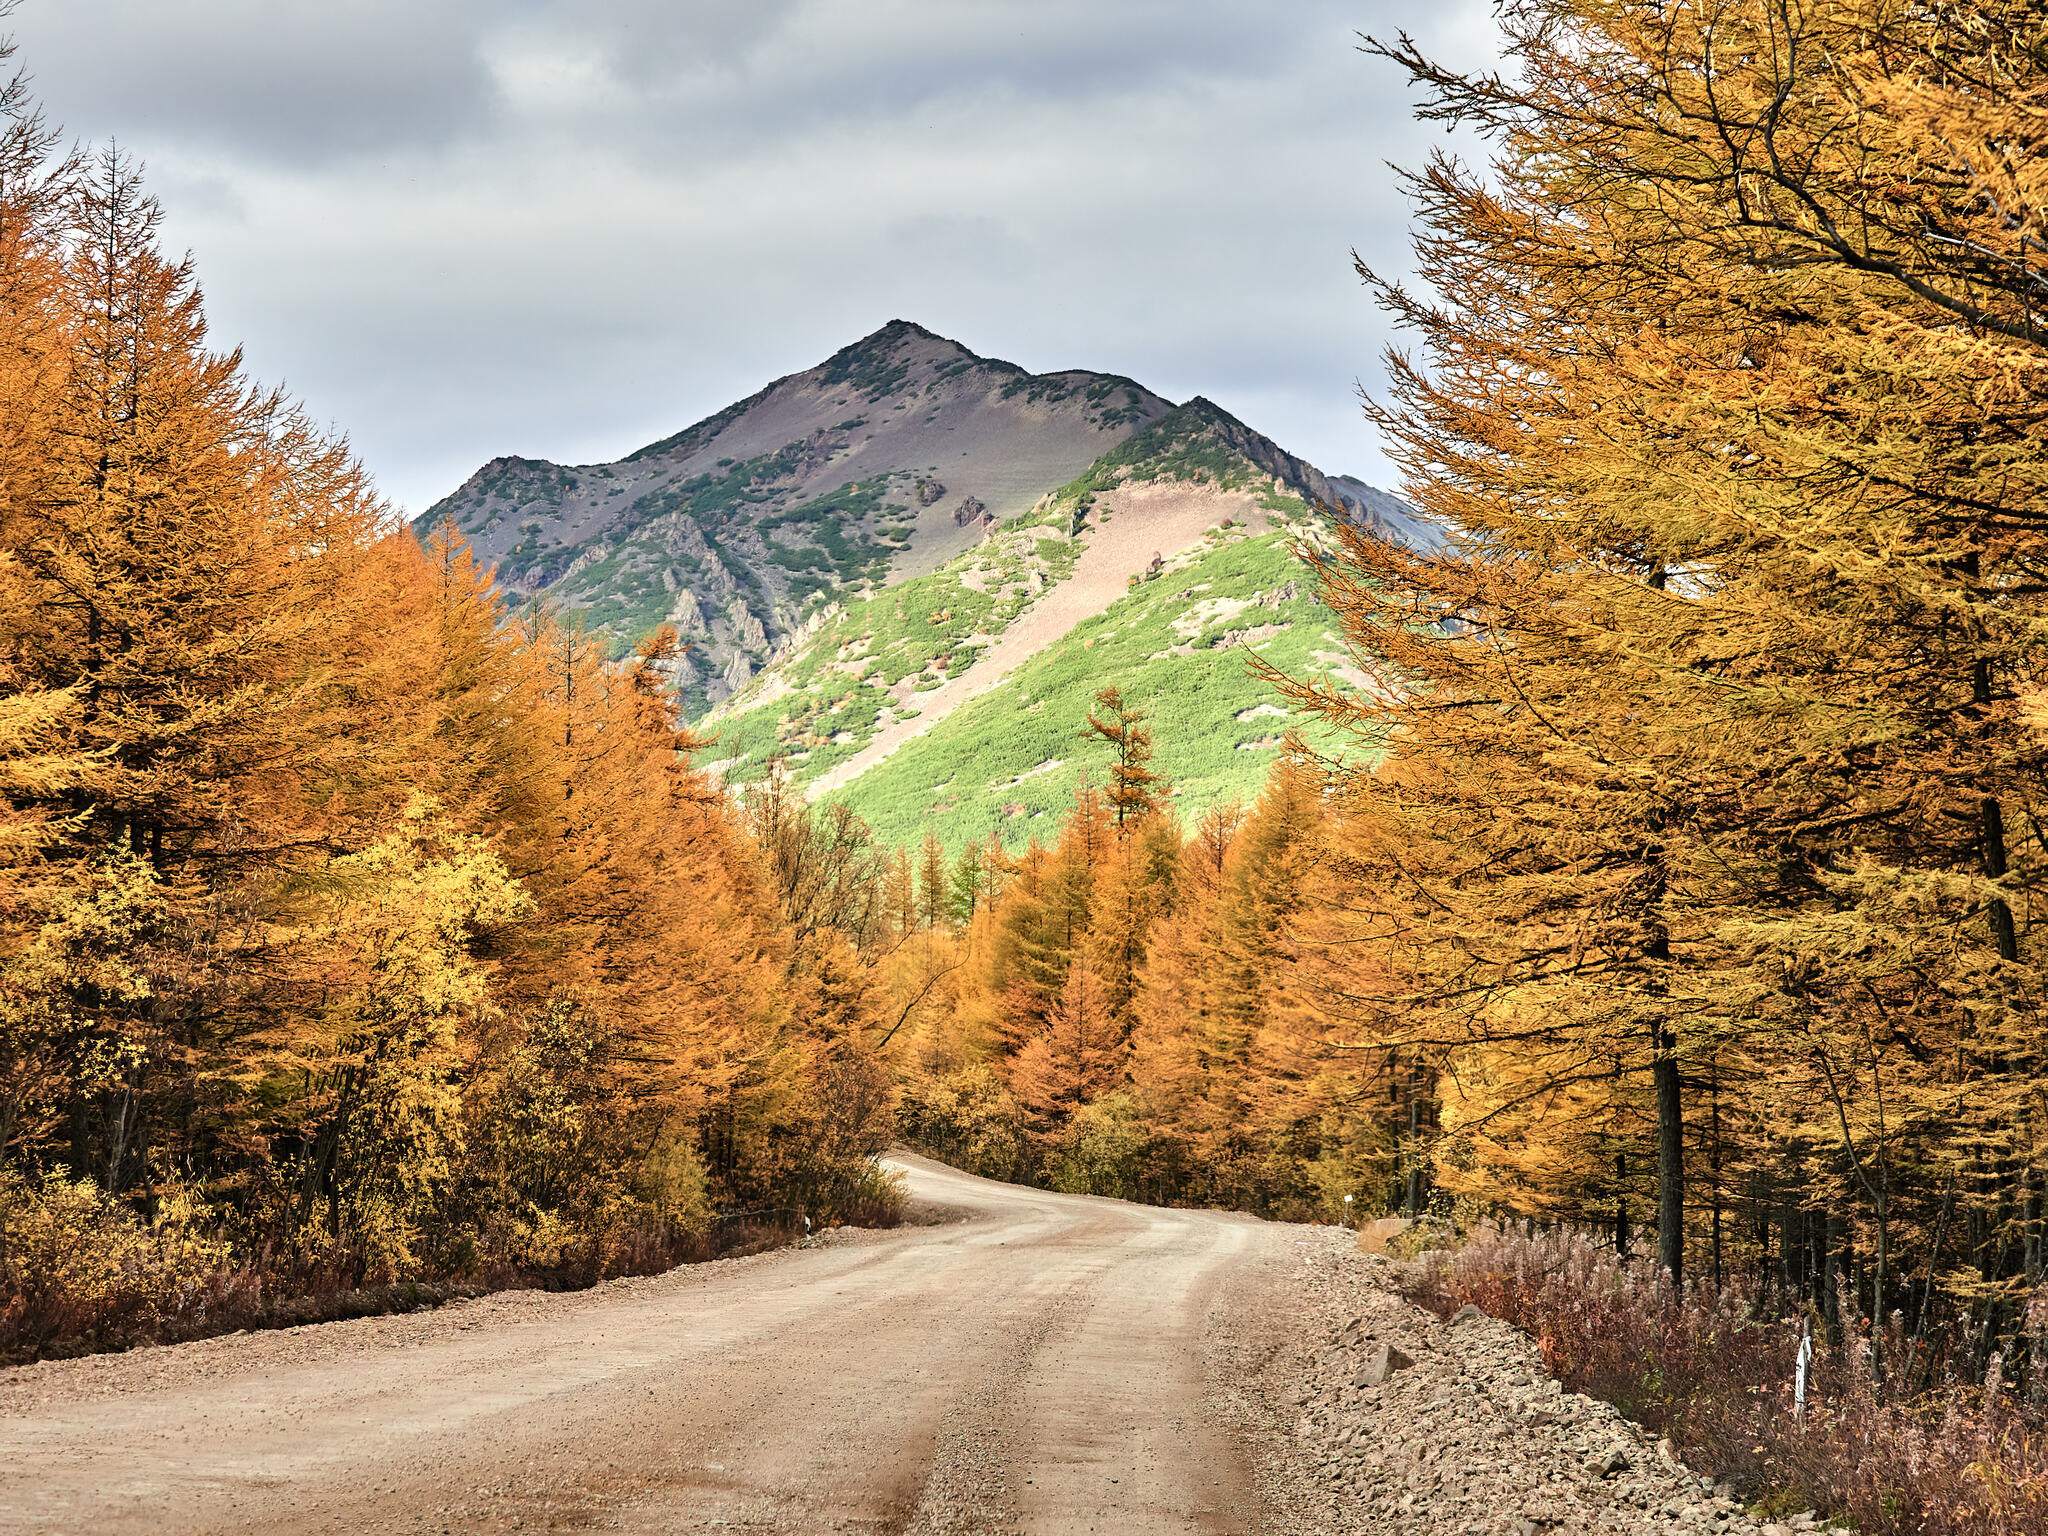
[1083,684,1166,830]
[1281,0,2048,1312]
[0,62,918,1326]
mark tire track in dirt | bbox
[0,1158,1289,1536]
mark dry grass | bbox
[0,1172,841,1364]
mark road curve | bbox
[0,1153,1300,1535]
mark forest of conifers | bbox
[6,0,2048,1393]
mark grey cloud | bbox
[449,7,1356,202]
[14,0,498,161]
[505,1,1310,119]
[7,1,1500,512]
[19,0,1333,169]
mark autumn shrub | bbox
[0,1169,232,1355]
[898,1064,1025,1182]
[1398,1228,2048,1536]
[632,1124,716,1235]
[816,1157,906,1229]
[754,1051,906,1229]
[1385,1219,1458,1262]
[461,996,646,1274]
[1049,1091,1147,1199]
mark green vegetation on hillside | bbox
[477,464,914,664]
[818,333,917,400]
[761,477,908,586]
[614,444,810,540]
[1054,401,1281,513]
[703,490,1366,854]
[702,502,1079,784]
[818,522,1358,850]
[700,403,1373,851]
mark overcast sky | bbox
[9,1,1499,515]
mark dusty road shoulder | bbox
[1256,1234,1790,1536]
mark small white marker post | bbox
[1343,1194,1354,1229]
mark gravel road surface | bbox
[0,1154,1325,1535]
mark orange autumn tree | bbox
[896,688,1386,1217]
[0,60,902,1345]
[1272,0,2048,1327]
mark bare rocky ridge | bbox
[1327,472,1443,552]
[417,321,1428,720]
[420,321,1174,707]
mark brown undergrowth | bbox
[0,1163,896,1364]
[1395,1229,2048,1536]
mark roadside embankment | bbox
[1257,1239,1806,1536]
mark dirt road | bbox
[0,1154,1316,1535]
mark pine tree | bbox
[916,832,948,933]
[947,839,986,924]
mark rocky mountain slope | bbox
[419,320,1174,711]
[703,396,1431,849]
[423,321,1430,847]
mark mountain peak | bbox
[704,382,1427,848]
[1175,395,1240,426]
[872,317,945,343]
[824,317,960,366]
[418,323,1183,707]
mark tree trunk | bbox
[1873,1184,1890,1381]
[1981,796,2019,962]
[1824,1211,1846,1340]
[1753,1175,1772,1296]
[1779,1200,1804,1295]
[1710,1062,1724,1291]
[1615,1151,1630,1257]
[1636,758,1681,1285]
[2027,1182,2045,1404]
[1655,1035,1683,1286]
[1404,1079,1424,1218]
[64,1093,93,1180]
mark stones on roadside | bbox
[1450,1303,1487,1325]
[1586,1443,1631,1479]
[1272,1229,1778,1536]
[1355,1342,1415,1387]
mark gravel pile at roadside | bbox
[1258,1238,1818,1536]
